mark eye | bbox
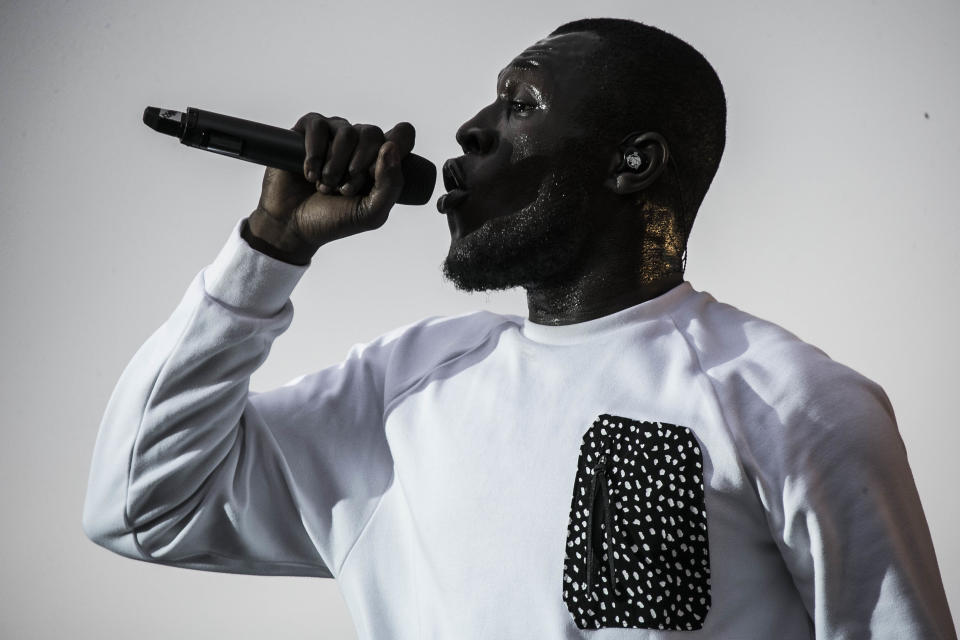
[510,100,534,114]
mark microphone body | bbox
[142,106,436,206]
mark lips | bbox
[442,158,468,191]
[437,188,468,214]
[438,158,470,213]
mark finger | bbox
[294,113,330,183]
[356,140,404,229]
[320,120,358,192]
[340,124,384,196]
[383,121,416,160]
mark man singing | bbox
[83,17,956,638]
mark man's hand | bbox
[247,113,416,263]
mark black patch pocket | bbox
[562,414,711,631]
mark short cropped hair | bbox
[550,18,727,257]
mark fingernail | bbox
[306,169,316,182]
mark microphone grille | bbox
[398,154,437,206]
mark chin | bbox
[446,211,489,244]
[440,187,592,293]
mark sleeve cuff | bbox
[202,217,310,316]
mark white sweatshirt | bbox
[83,218,957,639]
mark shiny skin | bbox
[440,31,683,325]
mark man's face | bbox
[438,31,611,292]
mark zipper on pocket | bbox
[584,453,618,597]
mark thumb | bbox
[356,141,404,229]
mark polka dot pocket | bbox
[562,414,711,631]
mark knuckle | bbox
[336,125,359,143]
[297,112,323,127]
[386,121,415,149]
[358,124,384,140]
[306,118,329,136]
[355,204,384,231]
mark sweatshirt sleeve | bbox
[81,218,400,578]
[744,353,957,639]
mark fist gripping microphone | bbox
[143,106,437,206]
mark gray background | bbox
[2,0,957,637]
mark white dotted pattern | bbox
[562,414,711,631]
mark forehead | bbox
[497,31,604,83]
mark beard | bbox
[440,154,600,293]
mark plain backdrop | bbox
[1,0,957,637]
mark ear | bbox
[604,131,670,195]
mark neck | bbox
[524,229,685,326]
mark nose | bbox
[455,107,497,155]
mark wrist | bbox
[243,210,318,266]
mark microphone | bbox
[142,106,436,206]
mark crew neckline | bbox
[518,281,695,346]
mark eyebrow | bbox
[497,60,544,86]
[508,59,542,71]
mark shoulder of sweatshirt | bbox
[667,288,896,450]
[365,308,517,406]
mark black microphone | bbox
[142,106,436,206]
